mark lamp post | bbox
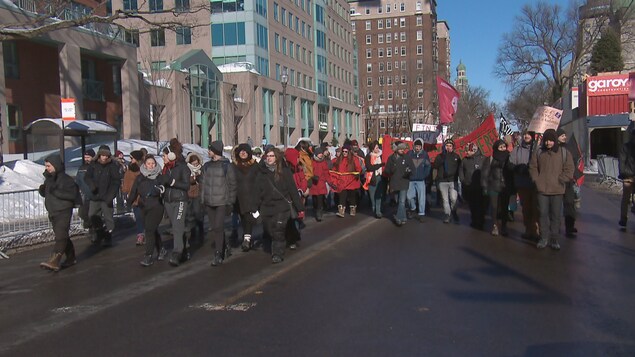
[184,75,194,144]
[281,70,289,147]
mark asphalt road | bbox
[1,185,634,356]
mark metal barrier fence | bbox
[596,155,621,187]
[0,189,131,252]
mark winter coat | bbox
[186,152,203,199]
[121,163,140,196]
[332,156,362,191]
[408,149,431,181]
[529,144,574,195]
[159,159,191,203]
[75,162,92,200]
[510,141,536,189]
[39,156,78,214]
[619,140,635,179]
[459,153,485,187]
[84,158,121,202]
[481,155,515,193]
[309,158,329,196]
[298,150,314,182]
[385,152,415,192]
[253,161,305,218]
[127,174,163,210]
[200,158,237,207]
[364,151,384,186]
[433,151,461,183]
[233,159,258,213]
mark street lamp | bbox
[281,70,289,147]
[184,75,194,144]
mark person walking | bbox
[309,147,330,222]
[385,141,415,226]
[556,129,579,237]
[510,131,540,240]
[160,139,191,266]
[433,139,461,223]
[481,140,515,236]
[185,152,205,246]
[407,138,431,223]
[232,144,258,251]
[127,155,167,266]
[530,129,574,250]
[618,126,635,228]
[122,150,144,245]
[253,147,305,264]
[39,155,79,271]
[200,140,237,266]
[84,145,121,247]
[75,148,95,231]
[364,141,386,219]
[459,143,487,230]
[332,144,362,217]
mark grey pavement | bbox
[0,184,634,356]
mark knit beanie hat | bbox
[97,145,111,157]
[130,150,143,162]
[444,139,455,147]
[542,129,558,143]
[84,148,96,158]
[556,128,566,138]
[208,140,224,156]
[396,142,409,150]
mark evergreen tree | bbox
[590,29,624,74]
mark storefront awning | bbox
[586,113,630,128]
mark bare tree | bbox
[495,1,596,102]
[451,86,495,136]
[1,0,210,41]
[504,80,552,130]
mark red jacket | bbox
[331,157,362,192]
[309,159,330,195]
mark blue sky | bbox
[437,0,571,106]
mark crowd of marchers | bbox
[35,126,635,272]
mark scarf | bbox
[265,161,276,172]
[493,149,509,164]
[187,162,202,176]
[162,159,176,174]
[141,164,162,179]
[370,151,382,176]
[235,158,255,175]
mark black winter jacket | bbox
[619,140,635,179]
[234,161,258,214]
[200,158,237,207]
[481,155,515,193]
[160,159,191,203]
[459,153,485,187]
[127,175,163,210]
[433,151,461,183]
[84,158,121,202]
[39,156,78,214]
[385,152,415,192]
[75,162,93,200]
[253,162,305,218]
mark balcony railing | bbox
[83,79,105,101]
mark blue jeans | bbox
[438,181,458,215]
[395,190,408,222]
[407,181,426,216]
[368,176,385,215]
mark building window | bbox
[402,90,407,99]
[386,19,391,28]
[367,92,372,101]
[3,41,19,79]
[124,29,139,47]
[417,59,423,69]
[175,0,190,12]
[366,35,371,44]
[7,105,21,141]
[256,0,267,17]
[282,8,286,23]
[367,77,372,86]
[149,0,163,12]
[379,62,384,72]
[211,22,246,46]
[379,75,384,84]
[387,76,392,85]
[176,26,192,45]
[388,90,393,99]
[417,31,423,41]
[380,119,386,128]
[386,4,391,13]
[378,48,384,57]
[150,29,165,46]
[112,64,122,95]
[387,61,392,71]
[417,45,423,54]
[401,76,407,84]
[274,2,279,20]
[377,20,383,29]
[400,32,406,42]
[378,34,384,43]
[366,48,372,58]
[282,37,287,54]
[400,17,406,27]
[386,33,391,43]
[123,0,137,11]
[418,75,423,84]
[367,63,372,72]
[418,89,424,98]
[401,46,406,56]
[365,8,370,15]
[365,20,371,30]
[256,24,268,49]
[275,34,280,51]
[401,61,406,70]
[417,15,423,26]
[387,48,392,57]
[400,3,405,11]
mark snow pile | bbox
[0,161,44,193]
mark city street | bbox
[1,184,634,356]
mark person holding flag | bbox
[436,76,460,125]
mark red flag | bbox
[436,76,460,124]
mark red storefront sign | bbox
[586,73,631,97]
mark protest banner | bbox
[527,106,563,133]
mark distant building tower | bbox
[455,60,468,94]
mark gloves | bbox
[312,175,319,183]
[38,184,46,197]
[307,180,313,188]
[151,185,165,196]
[297,211,305,220]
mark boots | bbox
[491,224,499,236]
[336,205,345,218]
[210,251,223,266]
[349,205,357,217]
[40,253,63,272]
[241,234,252,252]
[565,216,576,238]
[316,209,323,222]
[61,242,77,268]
